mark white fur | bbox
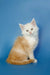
[19,18,39,63]
[24,35,38,49]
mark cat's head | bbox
[19,18,39,36]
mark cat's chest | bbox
[25,36,36,46]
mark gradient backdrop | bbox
[0,0,50,75]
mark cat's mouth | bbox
[29,32,33,35]
[29,32,32,34]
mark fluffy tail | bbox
[6,59,34,65]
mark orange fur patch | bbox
[6,36,34,65]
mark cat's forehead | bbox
[24,23,33,29]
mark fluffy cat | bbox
[6,18,39,65]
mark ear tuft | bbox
[31,18,36,26]
[19,24,22,27]
[19,24,24,30]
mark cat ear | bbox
[31,18,36,26]
[19,24,24,30]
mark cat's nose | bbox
[29,32,32,34]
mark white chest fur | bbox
[25,36,35,45]
[24,35,38,50]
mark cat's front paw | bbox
[33,59,37,63]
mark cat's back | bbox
[12,36,29,51]
[13,36,24,48]
[15,36,26,45]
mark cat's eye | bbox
[31,28,33,30]
[26,30,29,32]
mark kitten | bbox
[6,18,39,65]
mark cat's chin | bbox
[24,34,33,36]
[28,33,33,36]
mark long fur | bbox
[6,18,39,65]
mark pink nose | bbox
[29,32,32,34]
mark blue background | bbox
[0,0,50,75]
